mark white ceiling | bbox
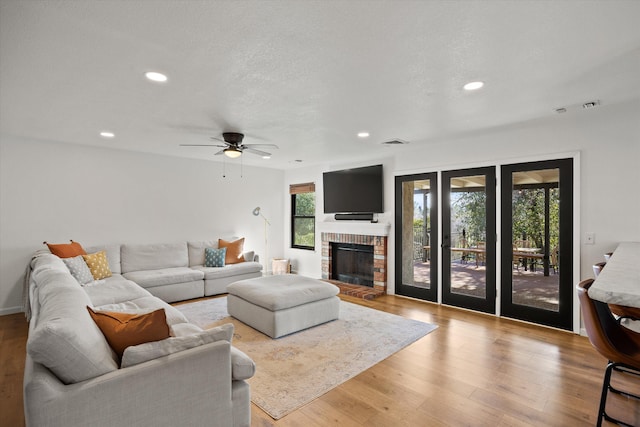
[1,0,639,170]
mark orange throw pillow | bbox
[87,307,170,360]
[218,238,245,265]
[45,240,87,258]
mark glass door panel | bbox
[442,167,496,314]
[501,159,573,330]
[395,173,438,301]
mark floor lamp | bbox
[252,207,270,273]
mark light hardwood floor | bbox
[2,294,639,426]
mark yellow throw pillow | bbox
[87,307,170,360]
[218,238,245,265]
[82,251,112,280]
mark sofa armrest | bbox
[25,341,233,427]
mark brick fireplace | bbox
[321,232,388,293]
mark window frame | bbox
[290,183,315,250]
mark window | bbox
[291,182,315,250]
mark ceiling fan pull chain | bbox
[223,156,226,178]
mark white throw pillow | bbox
[121,323,234,368]
[62,255,95,285]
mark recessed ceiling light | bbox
[144,71,168,82]
[99,131,115,138]
[463,81,484,91]
[357,132,370,138]
[262,155,271,159]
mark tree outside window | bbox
[291,184,315,250]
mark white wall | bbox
[0,136,284,314]
[283,100,640,297]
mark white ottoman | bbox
[226,274,340,338]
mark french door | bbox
[500,159,573,330]
[442,167,496,314]
[394,173,438,301]
[394,158,574,330]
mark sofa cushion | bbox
[170,322,204,336]
[123,267,204,288]
[62,255,95,285]
[219,238,245,265]
[121,242,188,273]
[83,275,152,306]
[45,240,87,258]
[85,244,122,274]
[96,295,190,326]
[187,240,218,267]
[192,261,262,280]
[87,307,171,360]
[83,251,113,280]
[230,347,256,381]
[243,251,255,263]
[120,323,234,368]
[27,269,118,384]
[205,247,226,267]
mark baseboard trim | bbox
[0,306,23,316]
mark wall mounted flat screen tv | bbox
[323,164,383,214]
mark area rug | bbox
[176,297,437,419]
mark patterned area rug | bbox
[176,297,437,420]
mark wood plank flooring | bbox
[2,294,639,426]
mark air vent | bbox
[381,139,409,146]
[582,100,600,109]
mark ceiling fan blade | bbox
[209,136,226,143]
[243,147,271,157]
[180,144,227,148]
[243,143,279,149]
[213,149,225,156]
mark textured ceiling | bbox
[1,0,639,169]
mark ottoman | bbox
[226,274,340,338]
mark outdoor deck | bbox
[412,260,559,311]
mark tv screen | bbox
[323,164,383,214]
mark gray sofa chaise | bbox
[23,239,262,427]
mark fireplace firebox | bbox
[331,242,374,287]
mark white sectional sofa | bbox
[23,239,263,427]
[93,240,263,303]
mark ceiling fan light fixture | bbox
[224,147,242,158]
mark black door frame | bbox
[500,158,574,331]
[394,172,438,301]
[442,166,497,314]
[500,158,574,330]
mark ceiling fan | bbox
[180,132,278,158]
